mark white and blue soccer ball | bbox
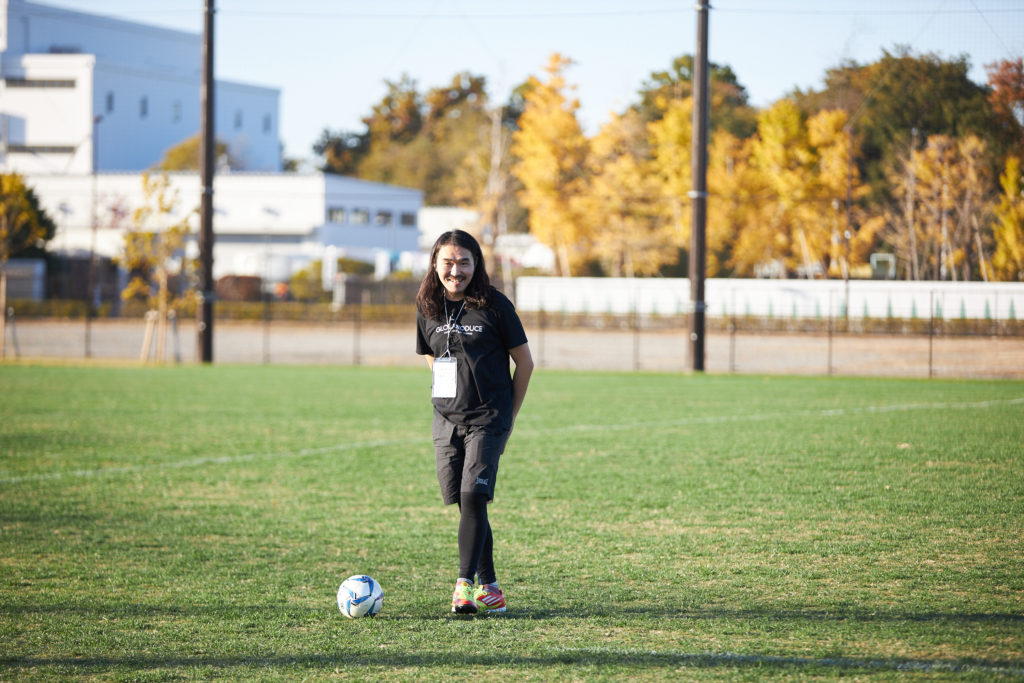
[337,575,384,618]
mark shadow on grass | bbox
[3,602,1023,677]
[6,600,1023,625]
[3,649,1023,677]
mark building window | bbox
[350,208,369,225]
[375,210,392,226]
[327,207,346,223]
[234,110,243,129]
[4,78,75,88]
[105,91,114,113]
[172,100,182,123]
[139,96,148,118]
[262,114,272,134]
[400,212,416,227]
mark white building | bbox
[0,0,281,173]
[418,206,556,273]
[27,171,422,282]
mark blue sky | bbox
[44,1,1024,163]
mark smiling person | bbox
[415,229,534,615]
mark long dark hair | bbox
[416,230,491,320]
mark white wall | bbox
[516,277,1024,322]
[0,53,94,173]
[216,80,281,172]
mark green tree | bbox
[324,72,497,207]
[314,129,368,176]
[636,54,757,139]
[364,75,424,143]
[0,173,56,356]
[796,48,996,200]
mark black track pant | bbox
[457,492,496,585]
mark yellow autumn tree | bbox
[806,109,882,279]
[511,53,590,275]
[647,97,693,253]
[579,109,671,276]
[1,173,55,357]
[895,134,992,280]
[951,135,993,281]
[706,129,762,276]
[118,172,194,361]
[992,155,1024,281]
[741,99,817,276]
[648,96,762,277]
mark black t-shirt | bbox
[416,289,528,429]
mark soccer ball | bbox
[337,575,384,618]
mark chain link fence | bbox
[4,301,1023,379]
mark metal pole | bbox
[688,0,710,371]
[197,0,216,363]
[928,290,934,379]
[86,114,102,358]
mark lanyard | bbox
[442,299,466,359]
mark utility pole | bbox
[689,0,710,371]
[197,0,216,363]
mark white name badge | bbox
[432,357,458,398]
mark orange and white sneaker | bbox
[451,579,478,614]
[473,583,506,613]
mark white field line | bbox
[554,396,1024,434]
[0,439,424,485]
[2,397,1022,486]
[549,646,1024,676]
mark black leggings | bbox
[457,492,496,585]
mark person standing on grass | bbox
[415,229,534,615]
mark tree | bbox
[0,173,55,356]
[706,130,759,277]
[118,172,194,361]
[156,134,235,171]
[796,48,997,200]
[985,58,1024,162]
[511,53,590,275]
[743,99,818,276]
[886,134,993,281]
[322,72,498,206]
[363,75,424,144]
[806,109,881,279]
[648,97,694,251]
[314,129,368,176]
[991,156,1024,281]
[417,73,494,206]
[581,109,670,276]
[636,55,757,139]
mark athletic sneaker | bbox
[473,584,506,613]
[451,580,478,614]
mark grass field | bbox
[1,364,1022,681]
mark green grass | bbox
[1,364,1022,681]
